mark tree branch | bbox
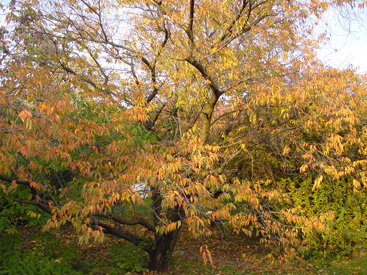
[91,219,154,254]
[94,212,155,232]
[142,57,159,104]
[58,61,116,97]
[13,200,52,214]
[185,58,223,99]
[218,0,249,44]
[0,175,31,186]
[144,103,166,130]
[187,0,195,53]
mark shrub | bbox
[280,177,367,258]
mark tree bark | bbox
[147,227,181,272]
[200,93,219,145]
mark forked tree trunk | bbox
[147,227,181,272]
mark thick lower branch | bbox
[0,175,45,203]
[14,200,52,214]
[94,212,155,232]
[91,219,154,254]
[0,175,32,186]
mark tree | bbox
[1,0,367,272]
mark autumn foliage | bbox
[1,0,367,272]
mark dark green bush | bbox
[0,253,82,275]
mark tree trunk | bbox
[200,93,219,145]
[147,227,181,272]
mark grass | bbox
[309,257,367,275]
[1,225,367,275]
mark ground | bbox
[1,224,367,274]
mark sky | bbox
[316,5,367,74]
[1,0,366,74]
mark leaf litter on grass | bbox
[3,224,367,275]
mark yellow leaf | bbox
[300,164,308,173]
[353,179,361,189]
[282,146,290,155]
[19,110,32,122]
[312,175,323,191]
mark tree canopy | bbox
[1,0,367,272]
